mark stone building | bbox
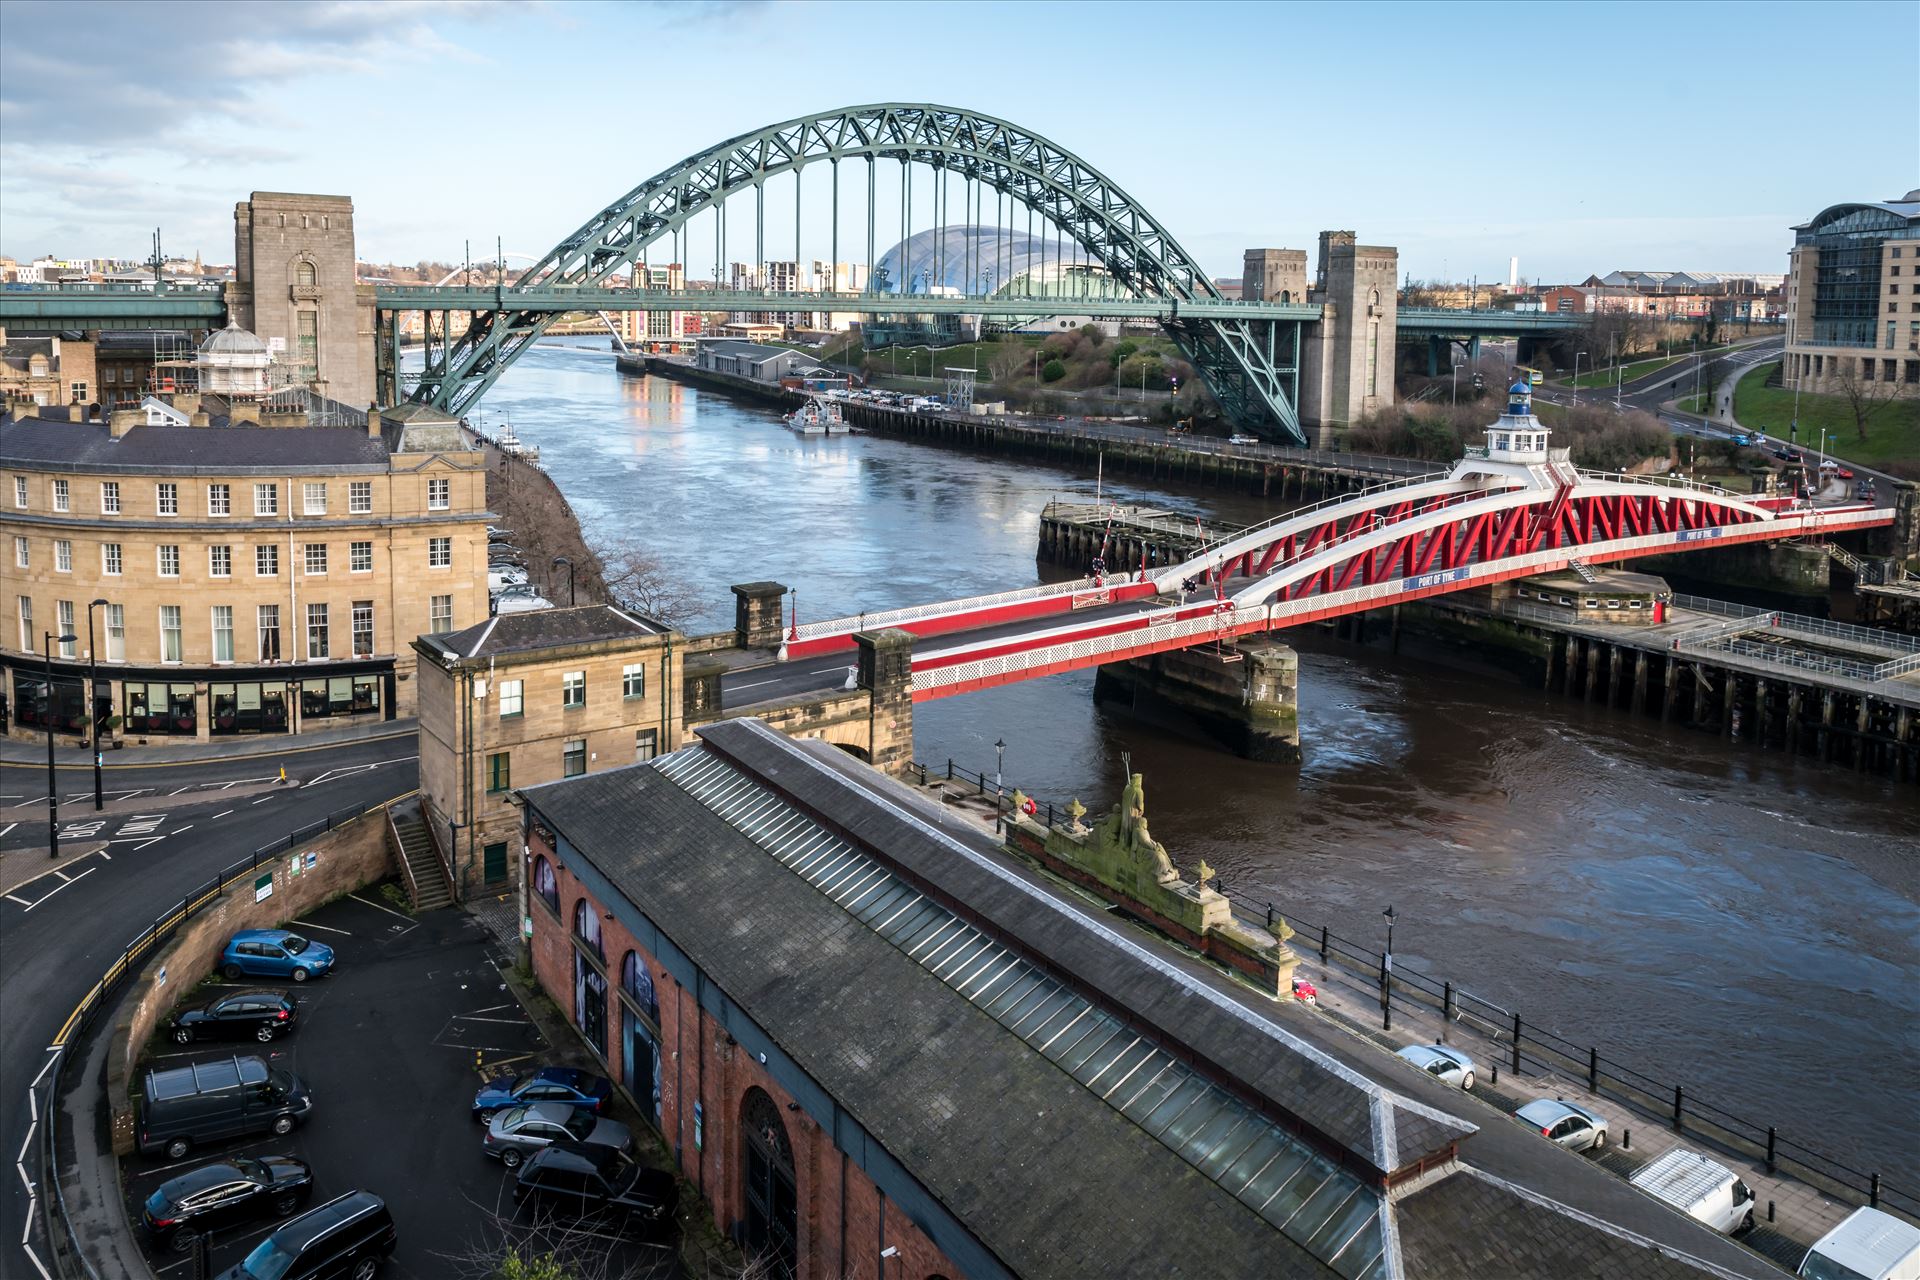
[517,717,1786,1280]
[227,192,377,409]
[0,328,96,408]
[412,605,685,896]
[1,401,487,743]
[1242,232,1398,442]
[1785,191,1920,398]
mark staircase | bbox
[1821,542,1866,576]
[1568,558,1602,584]
[389,797,454,911]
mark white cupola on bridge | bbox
[1486,379,1551,463]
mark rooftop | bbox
[0,413,391,473]
[419,603,668,663]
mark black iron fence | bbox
[34,799,380,1279]
[910,757,1915,1222]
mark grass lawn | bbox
[1731,362,1920,467]
[1568,354,1685,389]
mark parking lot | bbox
[120,890,676,1278]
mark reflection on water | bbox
[478,341,1920,1187]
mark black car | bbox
[141,1155,313,1252]
[512,1144,677,1230]
[169,991,298,1045]
[217,1190,395,1280]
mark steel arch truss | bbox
[406,104,1305,438]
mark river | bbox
[464,340,1920,1190]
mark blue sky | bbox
[2,0,1915,284]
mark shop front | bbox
[3,658,397,744]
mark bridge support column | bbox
[1631,652,1649,715]
[1754,679,1769,748]
[1820,690,1836,761]
[1092,639,1300,763]
[855,628,915,777]
[733,581,788,649]
[1692,665,1711,726]
[1661,657,1676,722]
[1786,684,1804,755]
[1608,646,1623,709]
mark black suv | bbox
[141,1155,312,1252]
[216,1190,395,1280]
[169,991,298,1045]
[513,1144,677,1231]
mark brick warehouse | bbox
[519,718,1788,1280]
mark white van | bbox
[1628,1148,1756,1234]
[1800,1206,1920,1280]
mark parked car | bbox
[472,1066,612,1121]
[221,930,334,983]
[1515,1098,1609,1152]
[169,990,298,1045]
[1818,460,1856,480]
[484,1101,633,1169]
[138,1055,315,1161]
[217,1190,396,1280]
[1394,1044,1476,1090]
[511,1144,677,1230]
[1799,1205,1920,1280]
[1629,1148,1756,1234]
[141,1155,313,1252]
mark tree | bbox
[594,535,704,626]
[1832,356,1899,442]
[1040,359,1066,383]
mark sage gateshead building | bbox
[1784,191,1920,397]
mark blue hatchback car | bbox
[221,930,335,983]
[472,1066,612,1121]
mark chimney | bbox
[230,401,261,424]
[68,403,85,422]
[190,411,210,426]
[367,406,384,441]
[109,408,142,438]
[173,392,201,417]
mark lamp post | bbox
[551,556,575,607]
[1451,361,1463,407]
[87,598,108,810]
[994,737,1005,792]
[1572,352,1587,407]
[43,630,77,860]
[1380,904,1397,1031]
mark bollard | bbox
[1623,1127,1631,1150]
[1673,1085,1684,1132]
[1766,1126,1776,1175]
[1490,1064,1498,1086]
[1266,904,1276,930]
[1871,1172,1880,1209]
[1443,981,1454,1025]
[1588,1047,1599,1093]
[1768,1200,1775,1224]
[1319,925,1329,962]
[1511,1014,1522,1073]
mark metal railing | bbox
[790,575,1103,644]
[35,797,395,1279]
[911,751,1916,1222]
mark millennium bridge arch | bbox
[405,103,1307,440]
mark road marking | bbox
[0,823,14,838]
[452,1014,527,1024]
[172,825,193,835]
[168,785,195,796]
[347,891,414,922]
[212,809,234,819]
[293,920,352,936]
[19,867,94,910]
[730,678,779,690]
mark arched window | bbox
[1370,289,1381,307]
[1279,290,1291,304]
[573,899,604,962]
[296,261,317,287]
[532,856,558,914]
[741,1088,796,1276]
[621,951,657,1025]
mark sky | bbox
[2,0,1916,286]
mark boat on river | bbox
[494,420,540,461]
[786,396,847,435]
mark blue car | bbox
[220,930,334,983]
[472,1066,612,1121]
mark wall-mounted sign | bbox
[254,873,274,903]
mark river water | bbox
[471,341,1920,1189]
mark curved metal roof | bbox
[1791,197,1920,232]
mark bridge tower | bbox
[1298,232,1398,446]
[228,193,377,409]
[1242,249,1308,306]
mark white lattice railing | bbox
[913,505,1897,694]
[787,576,1102,643]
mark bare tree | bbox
[595,535,706,626]
[1831,356,1900,442]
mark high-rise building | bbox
[1784,191,1920,397]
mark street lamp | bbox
[1451,360,1464,407]
[43,630,77,860]
[1572,352,1587,407]
[551,556,575,608]
[87,598,108,811]
[1380,904,1397,1031]
[994,737,1005,792]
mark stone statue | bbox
[1065,798,1088,835]
[1118,772,1151,850]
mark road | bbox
[0,736,419,1279]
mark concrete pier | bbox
[1093,638,1301,763]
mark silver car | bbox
[1516,1098,1609,1152]
[483,1100,633,1169]
[1394,1044,1476,1090]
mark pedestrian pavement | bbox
[0,716,416,767]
